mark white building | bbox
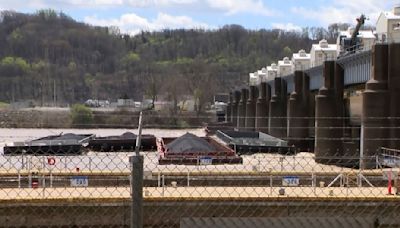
[249,72,258,86]
[292,49,311,71]
[376,6,400,43]
[310,39,338,67]
[266,63,278,81]
[258,68,267,83]
[336,28,376,54]
[277,57,293,77]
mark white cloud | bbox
[62,0,196,7]
[291,0,394,27]
[0,0,198,10]
[206,0,277,16]
[67,0,124,6]
[0,0,49,11]
[0,0,279,17]
[84,12,211,35]
[271,22,302,32]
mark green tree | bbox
[70,104,93,128]
[283,46,292,58]
[120,52,140,70]
[0,56,30,76]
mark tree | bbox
[0,10,323,105]
[0,56,30,76]
[283,46,292,58]
[70,104,93,128]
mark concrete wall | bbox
[1,199,399,227]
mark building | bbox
[249,68,267,86]
[249,72,258,86]
[258,68,267,83]
[266,63,278,81]
[277,57,293,77]
[310,39,338,67]
[292,49,311,71]
[336,29,376,55]
[376,6,400,43]
[117,98,135,107]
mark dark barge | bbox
[87,132,156,152]
[3,133,94,155]
[216,130,295,155]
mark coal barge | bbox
[87,132,156,152]
[3,133,94,155]
[216,130,295,155]
[158,133,242,165]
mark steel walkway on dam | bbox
[268,50,372,94]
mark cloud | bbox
[0,0,198,10]
[271,22,302,32]
[291,0,394,26]
[67,0,124,6]
[206,0,277,16]
[0,0,50,11]
[62,0,198,7]
[0,0,279,17]
[84,12,211,35]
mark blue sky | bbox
[0,0,397,35]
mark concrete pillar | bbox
[256,82,271,133]
[315,61,343,165]
[288,71,309,150]
[231,90,241,128]
[245,86,257,131]
[226,92,232,123]
[389,43,400,149]
[362,44,390,169]
[303,73,312,150]
[269,77,287,139]
[238,88,248,130]
[335,63,345,144]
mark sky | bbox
[0,0,398,35]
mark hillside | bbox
[0,9,339,111]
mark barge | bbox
[216,130,295,155]
[3,133,94,155]
[88,132,156,152]
[158,133,242,165]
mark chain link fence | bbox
[0,114,399,227]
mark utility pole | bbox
[131,111,143,228]
[53,79,56,107]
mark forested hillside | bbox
[0,9,345,110]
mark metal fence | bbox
[0,115,400,227]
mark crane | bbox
[339,14,367,56]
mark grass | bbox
[0,101,9,109]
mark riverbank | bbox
[0,108,215,129]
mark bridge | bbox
[226,43,400,169]
[277,49,371,93]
